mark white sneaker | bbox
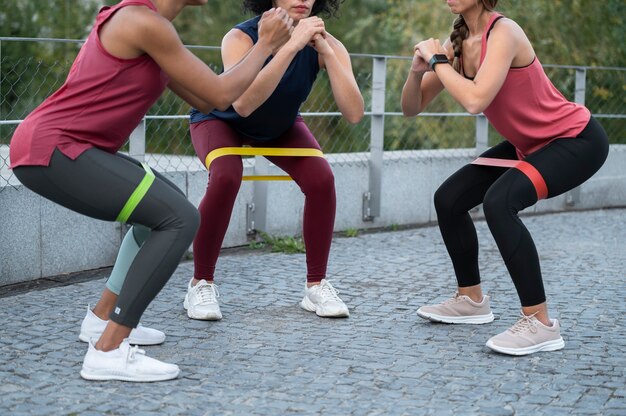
[300,279,349,318]
[183,279,222,320]
[80,339,179,382]
[79,305,165,346]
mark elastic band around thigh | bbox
[472,157,548,200]
[116,163,156,223]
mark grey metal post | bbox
[129,119,146,162]
[249,156,269,234]
[363,56,386,221]
[475,115,489,154]
[567,68,587,206]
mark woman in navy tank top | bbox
[401,0,608,356]
[184,0,364,321]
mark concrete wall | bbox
[1,145,625,287]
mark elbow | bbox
[232,102,252,118]
[346,108,364,125]
[214,97,232,112]
[465,104,484,116]
[348,113,364,125]
[401,103,420,118]
[464,97,488,115]
[343,99,365,124]
[402,108,419,118]
[196,102,215,114]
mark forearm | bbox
[434,64,485,114]
[324,52,364,124]
[401,70,425,116]
[216,40,275,110]
[232,45,300,117]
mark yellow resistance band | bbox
[205,147,325,181]
[116,163,156,223]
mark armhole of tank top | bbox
[95,2,156,63]
[486,16,536,70]
[485,15,505,40]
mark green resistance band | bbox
[116,162,156,223]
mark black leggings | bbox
[13,148,199,327]
[434,117,609,306]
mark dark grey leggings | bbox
[434,117,609,306]
[13,148,199,327]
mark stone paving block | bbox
[0,209,624,415]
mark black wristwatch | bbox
[429,54,449,70]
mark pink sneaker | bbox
[417,293,494,324]
[486,312,565,356]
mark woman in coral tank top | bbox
[10,0,292,381]
[401,0,608,355]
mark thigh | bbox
[259,120,328,176]
[436,141,517,213]
[190,119,244,168]
[15,149,147,221]
[524,118,609,198]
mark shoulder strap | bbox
[480,13,505,64]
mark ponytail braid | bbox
[450,15,469,73]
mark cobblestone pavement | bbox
[1,209,625,415]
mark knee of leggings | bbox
[299,166,335,195]
[434,184,454,217]
[132,224,151,245]
[482,186,511,225]
[181,206,200,244]
[208,163,243,192]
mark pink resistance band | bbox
[471,157,549,200]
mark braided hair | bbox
[450,0,498,72]
[242,0,343,18]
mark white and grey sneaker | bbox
[80,339,179,382]
[183,279,222,320]
[300,279,349,318]
[79,305,166,345]
[486,311,565,356]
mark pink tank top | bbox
[480,13,590,159]
[10,0,169,168]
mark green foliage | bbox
[344,228,359,238]
[250,232,306,254]
[1,0,624,147]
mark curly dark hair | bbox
[242,0,343,18]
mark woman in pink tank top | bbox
[10,0,292,382]
[401,0,608,356]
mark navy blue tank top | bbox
[190,16,320,141]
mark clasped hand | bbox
[411,38,448,73]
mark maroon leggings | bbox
[190,118,336,283]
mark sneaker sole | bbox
[416,309,494,324]
[80,367,179,382]
[300,296,349,318]
[485,337,565,356]
[79,332,165,346]
[183,298,222,321]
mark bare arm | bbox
[415,20,524,114]
[316,33,364,124]
[400,44,446,117]
[119,7,292,113]
[225,16,325,117]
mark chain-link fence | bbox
[2,37,625,191]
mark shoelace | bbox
[508,312,539,335]
[127,345,146,362]
[441,293,464,305]
[195,282,219,304]
[318,280,342,302]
